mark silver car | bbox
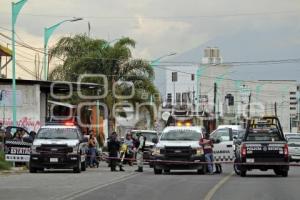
[288,137,300,162]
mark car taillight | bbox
[284,144,289,158]
[241,144,247,158]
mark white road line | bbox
[56,172,139,200]
[204,172,234,200]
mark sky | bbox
[0,0,300,80]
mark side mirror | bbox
[152,137,158,144]
[23,136,33,143]
[214,138,221,144]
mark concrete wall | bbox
[0,84,42,131]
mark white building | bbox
[164,47,298,132]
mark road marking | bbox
[204,172,234,200]
[56,172,139,200]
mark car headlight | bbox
[152,147,162,155]
[31,145,39,154]
[196,147,204,156]
[72,145,79,154]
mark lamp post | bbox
[150,52,176,103]
[11,0,27,126]
[43,17,83,80]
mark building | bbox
[163,47,298,132]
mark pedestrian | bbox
[107,132,124,172]
[134,132,146,172]
[123,132,134,166]
[88,134,97,168]
[199,133,214,175]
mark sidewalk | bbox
[0,167,27,175]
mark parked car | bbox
[287,136,300,162]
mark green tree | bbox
[49,34,159,133]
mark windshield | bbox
[160,129,202,141]
[36,128,79,140]
[288,138,300,147]
[132,132,157,141]
[245,130,281,141]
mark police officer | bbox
[134,132,146,172]
[107,132,124,172]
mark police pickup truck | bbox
[151,126,205,174]
[234,117,289,177]
[29,123,88,173]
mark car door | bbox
[210,128,234,162]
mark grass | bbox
[0,150,12,171]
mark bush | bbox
[0,150,11,171]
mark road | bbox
[0,164,299,200]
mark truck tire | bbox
[29,166,37,173]
[234,159,241,175]
[281,170,288,177]
[197,167,205,174]
[81,161,86,171]
[164,169,170,173]
[274,169,282,176]
[240,170,247,177]
[154,166,162,175]
[73,160,81,173]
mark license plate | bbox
[50,158,58,163]
[246,158,254,163]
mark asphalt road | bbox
[1,164,300,200]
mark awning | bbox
[0,44,12,57]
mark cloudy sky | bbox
[0,0,300,79]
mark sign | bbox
[5,140,32,162]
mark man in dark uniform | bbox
[107,132,124,171]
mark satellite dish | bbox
[162,112,171,121]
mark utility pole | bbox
[213,82,217,129]
[275,102,277,117]
[247,92,252,119]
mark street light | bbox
[43,17,83,80]
[11,0,27,126]
[150,52,177,103]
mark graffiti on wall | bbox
[0,117,41,132]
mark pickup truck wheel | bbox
[281,170,288,177]
[197,165,206,174]
[274,169,282,176]
[81,161,86,171]
[233,159,241,175]
[164,169,170,173]
[73,160,81,173]
[29,167,37,173]
[154,166,162,175]
[240,170,247,177]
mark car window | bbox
[211,129,230,142]
[36,128,79,140]
[288,138,300,147]
[245,130,281,141]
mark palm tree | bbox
[49,34,159,134]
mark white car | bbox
[210,125,245,163]
[287,136,300,162]
[284,132,299,140]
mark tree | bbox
[49,34,159,133]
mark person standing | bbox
[199,133,214,175]
[88,134,97,168]
[123,132,134,166]
[107,132,124,172]
[134,132,146,172]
